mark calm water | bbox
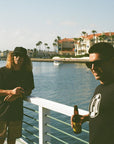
[31,62,99,144]
[32,62,99,110]
[0,61,99,144]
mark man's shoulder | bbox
[94,83,114,96]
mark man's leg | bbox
[0,138,5,144]
[7,138,16,144]
[8,121,22,144]
[0,121,7,144]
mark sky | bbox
[0,0,114,51]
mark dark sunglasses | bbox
[13,53,26,58]
[86,60,104,69]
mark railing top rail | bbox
[25,96,89,116]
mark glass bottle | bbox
[72,105,82,134]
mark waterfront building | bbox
[58,32,114,56]
[58,38,75,56]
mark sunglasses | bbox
[86,60,104,69]
[13,53,26,58]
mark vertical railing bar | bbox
[39,105,43,144]
[39,106,51,144]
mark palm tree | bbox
[74,38,78,42]
[92,30,97,43]
[78,37,83,55]
[101,34,107,42]
[44,43,48,51]
[36,41,42,51]
[53,42,57,46]
[81,31,87,36]
[73,38,78,56]
[54,36,61,51]
[103,34,107,42]
[81,31,87,54]
[98,35,103,42]
[54,36,61,46]
[47,46,50,51]
[53,42,57,52]
[57,36,61,40]
[92,30,97,35]
[33,48,38,57]
[98,34,107,42]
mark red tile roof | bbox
[58,38,74,43]
[83,32,114,40]
[58,32,114,42]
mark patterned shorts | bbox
[0,121,22,139]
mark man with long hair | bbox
[71,42,114,144]
[0,47,34,144]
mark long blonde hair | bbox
[6,51,32,72]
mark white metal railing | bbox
[23,96,89,144]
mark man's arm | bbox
[0,89,12,97]
[81,114,90,123]
[0,87,24,97]
[0,87,25,102]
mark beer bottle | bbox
[72,105,82,134]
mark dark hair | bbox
[6,51,32,72]
[89,42,114,60]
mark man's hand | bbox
[71,114,84,128]
[71,114,90,128]
[11,87,25,95]
[4,87,25,102]
[4,94,23,102]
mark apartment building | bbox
[58,38,75,55]
[58,32,114,56]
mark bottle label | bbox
[73,122,82,134]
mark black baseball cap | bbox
[13,47,27,56]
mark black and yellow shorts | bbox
[0,121,22,139]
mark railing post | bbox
[39,105,50,144]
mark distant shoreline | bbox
[31,57,89,63]
[0,57,89,63]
